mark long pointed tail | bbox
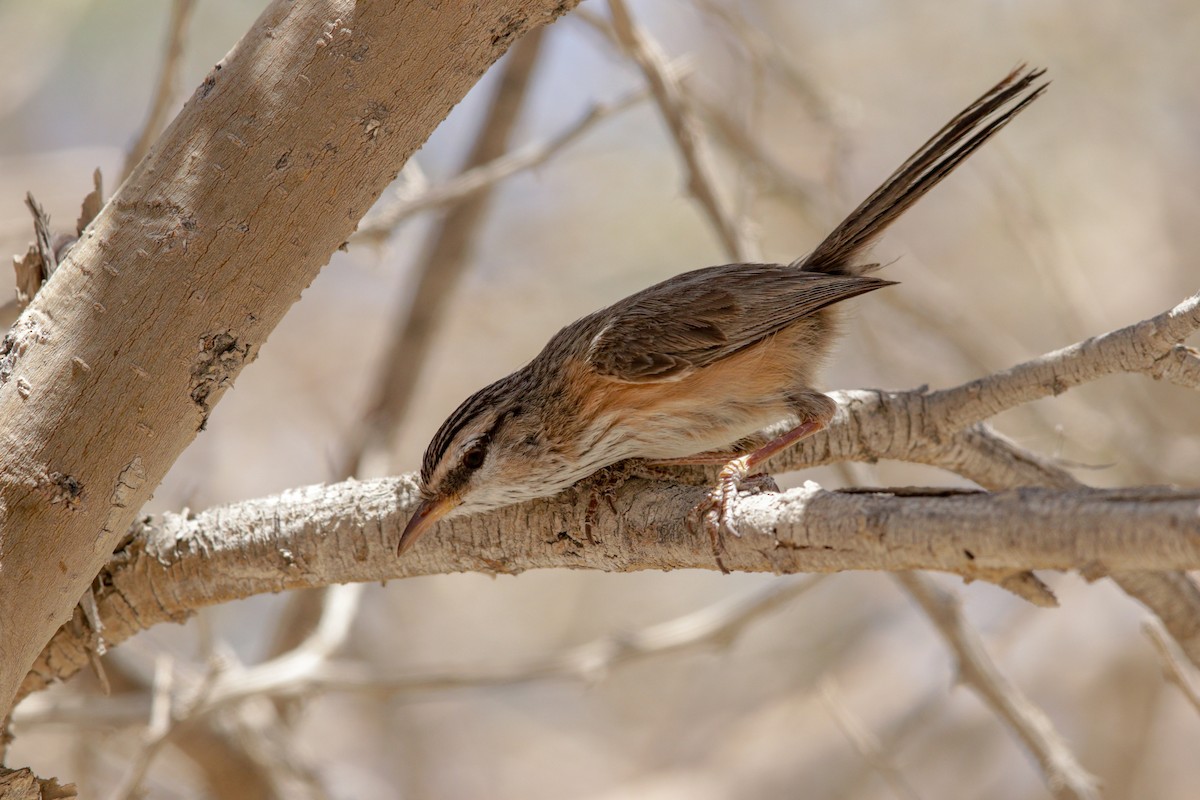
[796,67,1047,276]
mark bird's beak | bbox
[397,494,459,555]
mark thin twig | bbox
[122,0,197,182]
[688,88,823,217]
[818,678,926,800]
[356,86,652,243]
[691,0,840,128]
[95,587,360,799]
[107,655,175,800]
[203,584,363,707]
[1143,616,1200,716]
[926,293,1200,430]
[606,0,759,261]
[896,573,1100,800]
[16,578,821,723]
[260,576,825,698]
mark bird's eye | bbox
[462,443,487,471]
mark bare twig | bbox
[17,578,820,719]
[818,679,926,800]
[606,0,759,261]
[87,587,361,799]
[302,575,825,695]
[121,0,197,182]
[113,653,282,800]
[688,88,824,216]
[897,573,1100,800]
[203,585,363,708]
[925,293,1200,430]
[691,0,840,128]
[356,86,651,243]
[107,655,176,800]
[1144,616,1200,716]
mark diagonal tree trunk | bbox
[0,0,580,721]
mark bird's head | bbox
[397,372,563,554]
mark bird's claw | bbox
[695,457,777,573]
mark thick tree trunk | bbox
[0,0,578,719]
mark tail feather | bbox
[796,66,1048,276]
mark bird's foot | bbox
[695,459,778,573]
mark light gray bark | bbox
[19,474,1200,700]
[0,0,580,721]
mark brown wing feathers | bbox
[587,267,894,381]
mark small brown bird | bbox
[398,67,1046,555]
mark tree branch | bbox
[15,290,1200,699]
[354,86,650,244]
[606,0,759,261]
[18,475,1200,701]
[775,293,1200,476]
[926,292,1200,430]
[0,0,581,722]
[898,573,1100,800]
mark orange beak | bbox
[397,494,459,555]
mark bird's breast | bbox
[559,336,810,464]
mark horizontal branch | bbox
[777,292,1200,476]
[21,476,1200,700]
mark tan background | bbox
[4,0,1198,797]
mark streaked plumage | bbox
[400,67,1047,554]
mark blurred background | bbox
[3,0,1199,797]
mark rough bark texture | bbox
[0,767,74,800]
[19,475,1200,699]
[0,0,579,720]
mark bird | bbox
[397,67,1047,557]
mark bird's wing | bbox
[585,263,894,383]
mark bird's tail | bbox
[796,66,1047,276]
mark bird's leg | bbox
[640,417,826,572]
[702,417,826,531]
